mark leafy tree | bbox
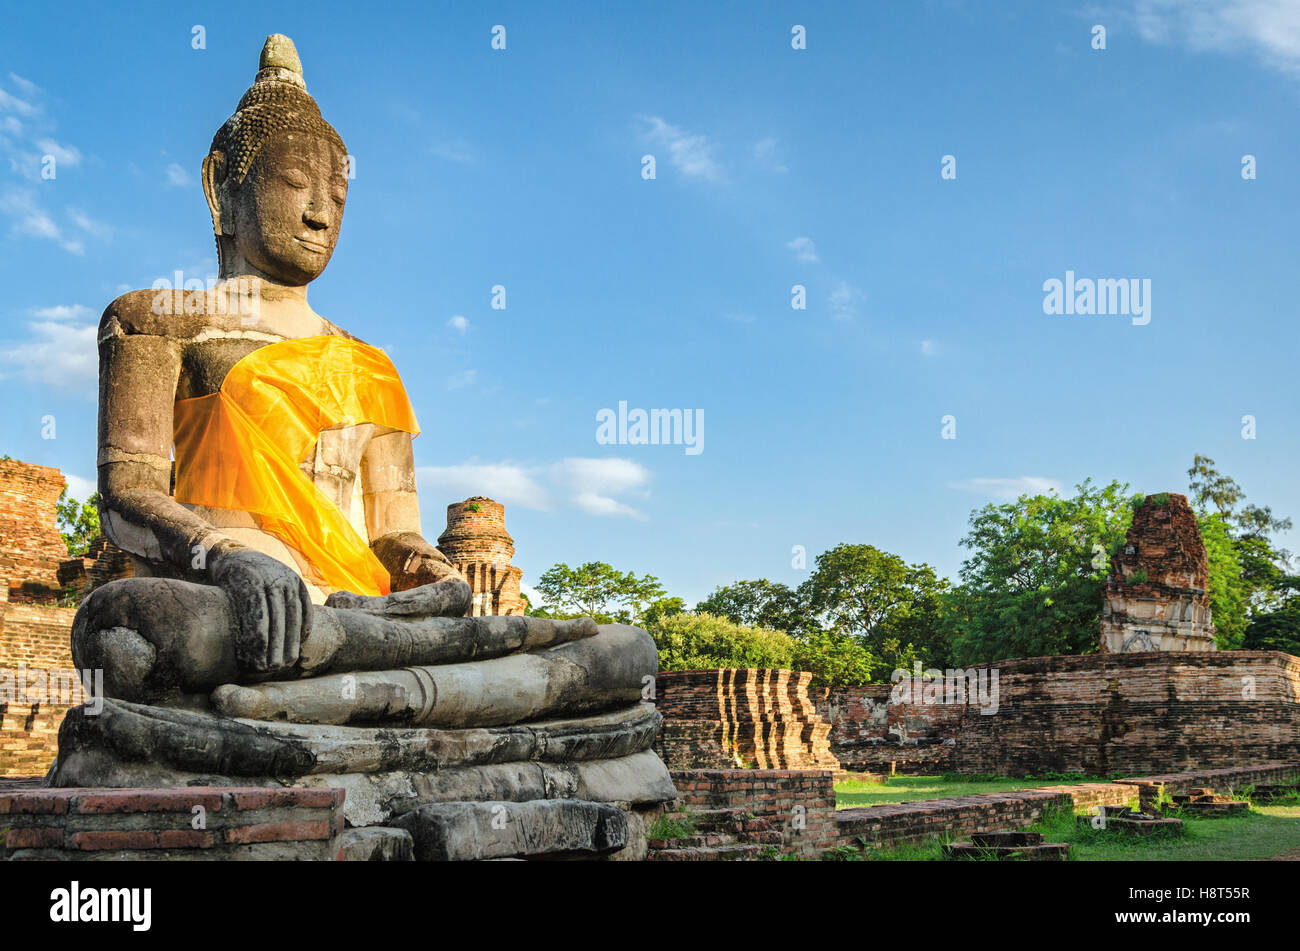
[532,561,672,625]
[650,612,795,671]
[695,579,801,632]
[1243,577,1300,656]
[1184,455,1292,631]
[56,488,100,557]
[945,479,1137,665]
[1198,512,1247,649]
[800,543,949,672]
[646,612,876,687]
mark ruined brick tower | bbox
[437,497,526,617]
[1100,492,1216,653]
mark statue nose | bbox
[304,202,331,230]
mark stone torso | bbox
[115,286,391,596]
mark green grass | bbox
[835,773,1108,809]
[850,804,1300,861]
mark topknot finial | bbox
[255,34,305,88]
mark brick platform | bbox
[668,768,838,858]
[654,669,841,771]
[0,782,346,860]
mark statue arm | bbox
[97,297,311,673]
[96,308,235,571]
[360,429,463,592]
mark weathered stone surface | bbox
[51,699,662,780]
[1101,493,1216,652]
[391,798,628,860]
[340,826,413,861]
[211,623,655,726]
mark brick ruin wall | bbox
[668,769,839,858]
[820,652,1300,778]
[0,461,79,778]
[653,668,841,771]
[816,684,963,773]
[949,651,1300,776]
[0,460,65,596]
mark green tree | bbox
[649,612,795,671]
[800,543,949,672]
[695,579,801,632]
[1243,577,1300,655]
[1198,512,1248,649]
[945,479,1137,665]
[56,488,100,557]
[532,561,672,625]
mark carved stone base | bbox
[50,699,677,827]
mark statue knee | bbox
[72,615,157,704]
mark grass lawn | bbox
[835,773,1109,809]
[842,799,1300,862]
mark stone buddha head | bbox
[202,34,349,286]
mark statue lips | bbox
[294,235,330,253]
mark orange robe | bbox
[172,335,420,596]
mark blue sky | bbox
[2,1,1298,608]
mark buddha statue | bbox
[50,35,673,857]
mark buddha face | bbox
[226,132,349,285]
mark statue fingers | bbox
[266,581,287,669]
[283,582,303,666]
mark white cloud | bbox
[949,477,1064,499]
[921,339,939,356]
[551,457,650,520]
[419,462,551,510]
[0,86,36,117]
[63,473,97,501]
[417,457,651,520]
[164,162,192,188]
[7,74,39,97]
[828,281,865,320]
[447,314,469,333]
[34,138,81,168]
[787,236,819,263]
[31,304,93,321]
[0,305,97,386]
[520,581,543,607]
[447,368,477,389]
[0,190,84,254]
[68,208,110,239]
[1129,0,1300,75]
[640,115,723,182]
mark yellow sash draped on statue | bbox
[172,335,420,596]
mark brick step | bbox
[646,843,765,862]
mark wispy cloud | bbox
[787,236,819,263]
[447,315,469,334]
[949,476,1064,499]
[1125,0,1300,76]
[640,115,723,182]
[828,281,865,320]
[164,162,192,188]
[753,136,788,173]
[417,457,652,519]
[0,304,97,387]
[0,190,85,254]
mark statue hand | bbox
[371,531,464,592]
[210,547,313,674]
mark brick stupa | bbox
[1100,493,1216,653]
[436,497,526,616]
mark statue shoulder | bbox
[101,288,220,338]
[100,289,171,337]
